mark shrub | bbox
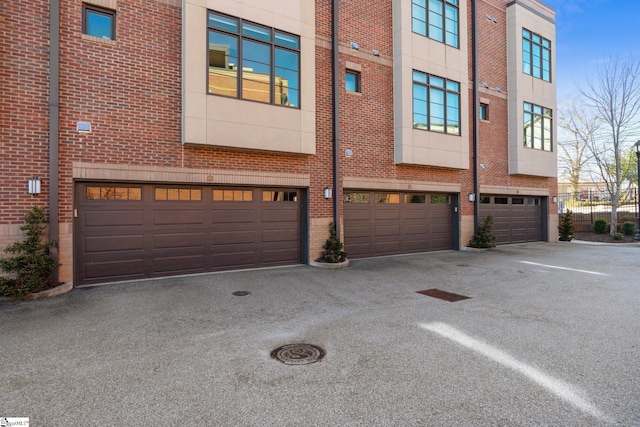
[593,218,608,234]
[613,232,623,241]
[558,210,575,241]
[0,206,56,297]
[469,215,496,248]
[320,221,347,263]
[621,221,636,236]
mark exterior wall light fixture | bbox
[28,176,41,195]
[324,187,333,199]
[468,193,476,202]
[552,195,557,204]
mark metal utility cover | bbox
[417,288,471,302]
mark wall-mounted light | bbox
[345,149,354,157]
[350,42,359,50]
[372,49,379,56]
[468,193,476,202]
[28,176,41,195]
[324,187,333,199]
[76,121,92,133]
[552,195,557,204]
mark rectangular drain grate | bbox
[417,288,471,302]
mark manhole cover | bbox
[232,291,251,296]
[270,344,326,365]
[417,288,471,302]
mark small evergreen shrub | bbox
[613,232,623,241]
[558,210,575,241]
[0,206,56,297]
[320,221,347,263]
[621,221,636,236]
[593,218,608,234]
[469,215,496,248]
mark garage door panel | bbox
[84,210,144,227]
[262,247,301,264]
[375,241,402,254]
[84,258,145,281]
[153,232,205,249]
[403,210,428,220]
[213,209,255,223]
[403,224,428,234]
[153,209,204,226]
[402,239,428,252]
[212,230,255,244]
[344,225,371,238]
[375,209,401,220]
[84,234,144,253]
[375,224,401,236]
[262,228,299,243]
[262,209,298,222]
[345,209,371,220]
[479,196,542,245]
[152,254,204,274]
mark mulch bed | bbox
[573,232,638,243]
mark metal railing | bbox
[557,188,639,232]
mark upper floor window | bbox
[412,0,459,48]
[345,70,361,93]
[413,70,461,135]
[523,102,552,151]
[522,29,551,82]
[83,5,115,40]
[207,11,300,108]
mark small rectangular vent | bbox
[417,289,471,302]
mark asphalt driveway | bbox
[1,242,639,426]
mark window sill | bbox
[81,34,116,45]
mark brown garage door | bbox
[344,191,453,259]
[478,195,542,244]
[75,183,302,285]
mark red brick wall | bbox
[0,1,51,223]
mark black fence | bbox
[557,188,639,232]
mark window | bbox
[522,29,551,82]
[512,197,524,205]
[263,191,298,202]
[523,102,552,151]
[213,190,253,202]
[86,186,141,200]
[413,70,461,135]
[207,11,300,108]
[346,70,361,93]
[479,103,489,121]
[412,0,459,48]
[430,195,450,204]
[344,192,370,203]
[155,188,202,201]
[479,196,490,204]
[375,193,400,204]
[83,5,115,40]
[405,194,426,204]
[495,197,508,204]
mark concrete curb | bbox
[309,259,350,269]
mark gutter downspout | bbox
[49,0,60,283]
[332,0,340,238]
[471,0,479,235]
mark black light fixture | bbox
[634,140,640,241]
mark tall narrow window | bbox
[523,102,553,151]
[479,103,489,121]
[522,28,551,82]
[83,5,115,40]
[413,70,460,135]
[207,11,300,108]
[412,0,459,48]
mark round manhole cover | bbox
[232,291,251,296]
[270,344,326,365]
